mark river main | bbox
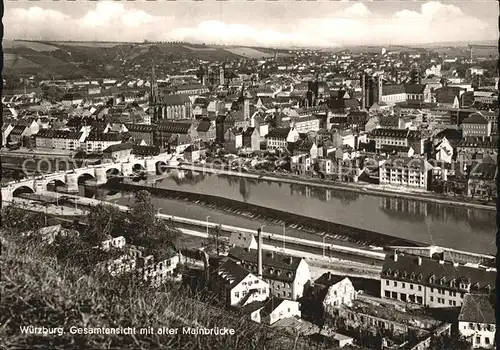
[95,170,494,255]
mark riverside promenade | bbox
[172,163,495,211]
[3,195,383,279]
[4,192,387,261]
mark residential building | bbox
[242,127,260,151]
[379,157,433,189]
[36,130,86,151]
[211,259,270,308]
[458,294,495,349]
[248,298,301,325]
[334,299,451,349]
[184,144,201,162]
[380,145,415,158]
[462,113,492,137]
[103,143,134,162]
[457,137,497,162]
[266,127,300,150]
[291,115,320,133]
[86,133,123,153]
[291,139,318,159]
[434,137,454,164]
[224,128,243,151]
[228,247,311,300]
[291,154,312,175]
[2,124,13,146]
[153,121,198,149]
[378,116,412,130]
[380,251,495,308]
[368,129,428,155]
[61,93,84,107]
[331,129,355,149]
[314,273,357,312]
[135,253,181,287]
[196,120,216,142]
[467,160,497,199]
[125,124,155,146]
[229,232,257,250]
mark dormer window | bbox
[410,272,415,280]
[393,269,399,277]
[417,273,423,281]
[449,279,456,288]
[402,271,408,279]
[429,275,435,284]
[386,269,392,276]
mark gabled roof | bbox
[314,272,346,287]
[381,157,433,172]
[242,127,257,137]
[103,143,133,153]
[382,84,405,96]
[379,117,400,127]
[125,124,157,133]
[458,137,496,149]
[160,94,191,106]
[458,294,495,324]
[213,259,253,289]
[382,252,495,294]
[259,297,288,317]
[157,122,192,134]
[132,145,161,156]
[196,120,212,132]
[266,127,291,139]
[369,128,425,140]
[228,247,302,283]
[462,113,489,125]
[404,84,427,94]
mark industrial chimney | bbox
[257,228,263,277]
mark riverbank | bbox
[173,164,495,212]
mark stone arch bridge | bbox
[2,155,177,202]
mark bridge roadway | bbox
[4,191,387,264]
[1,153,179,202]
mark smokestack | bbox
[361,74,366,110]
[257,228,263,277]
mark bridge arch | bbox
[132,163,146,174]
[77,172,95,185]
[46,179,67,192]
[155,161,168,175]
[13,185,35,197]
[106,167,123,181]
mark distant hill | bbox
[3,39,60,52]
[2,40,291,79]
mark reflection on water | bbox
[379,197,495,229]
[290,183,361,204]
[78,169,495,254]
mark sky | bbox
[4,1,498,47]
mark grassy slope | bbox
[0,231,335,350]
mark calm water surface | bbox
[98,170,495,255]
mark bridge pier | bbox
[146,159,157,173]
[121,163,133,177]
[66,173,79,193]
[95,167,108,185]
[2,188,13,203]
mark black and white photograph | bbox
[0,0,498,349]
